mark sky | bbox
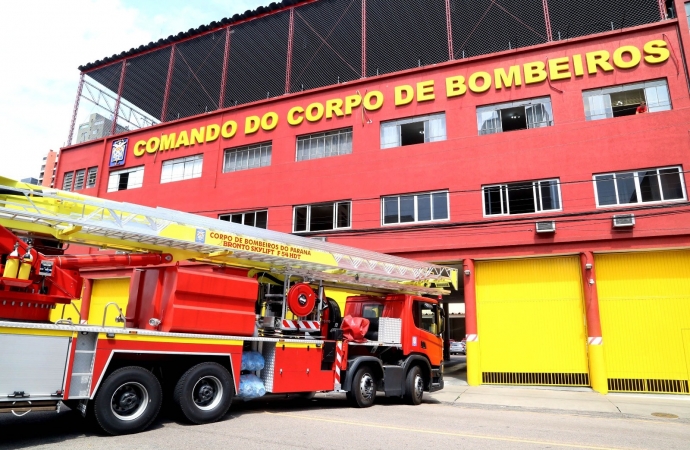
[0,0,267,180]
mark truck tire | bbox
[348,366,376,408]
[403,366,424,405]
[93,366,162,435]
[173,362,234,424]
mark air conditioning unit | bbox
[613,214,635,228]
[535,221,556,233]
[310,236,327,242]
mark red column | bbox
[361,0,367,77]
[161,45,177,122]
[79,278,94,325]
[463,258,481,385]
[445,0,454,60]
[218,27,232,109]
[285,8,295,94]
[580,251,607,393]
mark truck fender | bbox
[342,356,384,392]
[401,355,432,395]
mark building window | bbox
[382,191,449,225]
[583,79,671,121]
[62,172,74,191]
[107,166,144,192]
[483,179,561,216]
[594,167,686,207]
[223,142,271,172]
[686,2,690,28]
[160,154,203,183]
[380,113,446,149]
[219,210,268,229]
[296,128,353,161]
[293,202,351,232]
[73,169,86,191]
[86,167,98,188]
[477,97,553,135]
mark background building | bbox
[38,149,58,187]
[55,0,690,395]
[76,113,128,144]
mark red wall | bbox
[57,21,690,261]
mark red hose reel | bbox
[287,283,316,317]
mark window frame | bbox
[218,210,269,229]
[296,127,353,161]
[380,113,447,149]
[62,171,74,191]
[107,166,145,193]
[592,166,687,208]
[73,169,86,191]
[482,178,563,217]
[476,96,554,135]
[160,154,203,184]
[292,201,352,233]
[223,142,272,173]
[381,190,450,226]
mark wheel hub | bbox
[414,375,423,398]
[110,382,149,421]
[193,376,223,411]
[359,374,374,399]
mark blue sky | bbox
[0,0,267,180]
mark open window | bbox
[293,201,351,232]
[583,79,671,121]
[483,179,561,216]
[477,97,553,135]
[381,113,446,149]
[413,301,439,335]
[219,210,268,229]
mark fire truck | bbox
[0,176,457,435]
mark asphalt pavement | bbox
[1,359,689,450]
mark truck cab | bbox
[342,294,445,406]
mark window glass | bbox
[415,301,438,335]
[219,211,268,229]
[507,182,536,214]
[399,196,415,223]
[539,180,560,210]
[383,197,399,224]
[293,202,351,232]
[417,194,431,222]
[337,202,351,228]
[595,175,617,206]
[310,204,334,231]
[484,185,503,215]
[73,169,86,190]
[62,172,74,191]
[108,167,144,192]
[294,206,308,232]
[296,128,352,161]
[231,214,243,224]
[686,2,690,29]
[86,167,98,188]
[638,170,662,202]
[432,192,449,220]
[244,212,256,227]
[161,155,203,183]
[362,304,383,318]
[584,79,671,120]
[484,180,560,216]
[659,168,684,200]
[616,172,638,204]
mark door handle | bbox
[421,341,426,349]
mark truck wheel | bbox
[93,366,162,435]
[173,362,234,424]
[404,366,424,405]
[348,366,376,408]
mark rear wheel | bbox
[348,366,376,408]
[93,366,162,435]
[404,366,424,405]
[173,362,234,424]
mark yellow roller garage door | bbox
[476,256,589,386]
[595,250,690,394]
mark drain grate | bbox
[608,378,689,394]
[482,372,590,386]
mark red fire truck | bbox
[0,177,456,435]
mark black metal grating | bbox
[483,372,590,386]
[165,29,227,122]
[366,0,449,77]
[290,0,362,92]
[224,10,290,108]
[121,48,172,121]
[548,0,663,41]
[451,0,548,59]
[608,378,689,394]
[87,63,122,95]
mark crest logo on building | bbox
[195,229,206,244]
[109,138,128,167]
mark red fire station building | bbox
[55,0,690,395]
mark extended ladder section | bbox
[0,177,457,296]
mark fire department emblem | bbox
[109,138,128,167]
[195,229,206,244]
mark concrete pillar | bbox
[580,252,608,394]
[442,301,450,361]
[463,258,481,386]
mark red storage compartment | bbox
[128,267,258,336]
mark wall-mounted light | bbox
[585,263,592,270]
[464,269,471,276]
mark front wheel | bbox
[173,362,234,424]
[404,366,424,405]
[348,366,376,408]
[93,366,162,435]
